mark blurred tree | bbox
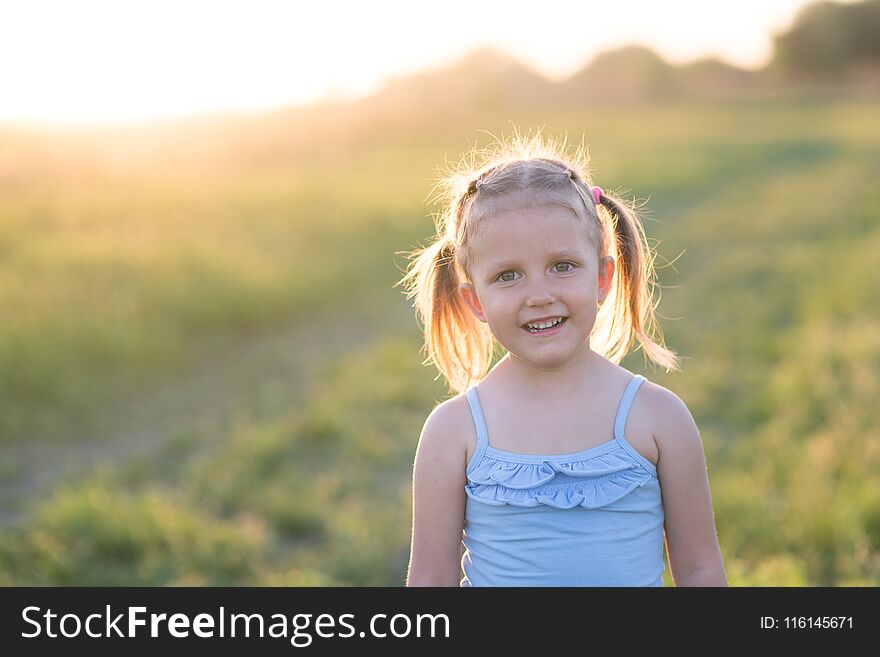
[771,0,880,78]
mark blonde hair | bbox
[396,128,681,394]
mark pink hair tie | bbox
[591,186,604,205]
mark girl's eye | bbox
[496,262,575,282]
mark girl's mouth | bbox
[522,317,567,336]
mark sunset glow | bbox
[0,0,826,125]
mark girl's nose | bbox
[526,287,555,307]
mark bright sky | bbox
[0,0,826,126]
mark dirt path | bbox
[0,291,415,528]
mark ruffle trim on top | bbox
[465,447,655,509]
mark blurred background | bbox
[0,0,878,585]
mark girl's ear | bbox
[597,256,614,304]
[458,282,487,322]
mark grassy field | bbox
[0,94,878,585]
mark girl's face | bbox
[458,202,613,371]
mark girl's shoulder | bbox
[627,371,683,410]
[582,363,695,463]
[419,393,477,462]
[605,362,688,416]
[624,373,699,461]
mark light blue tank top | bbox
[460,374,665,587]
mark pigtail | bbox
[396,224,494,395]
[594,192,681,372]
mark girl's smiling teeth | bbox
[523,317,567,333]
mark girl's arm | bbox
[406,399,469,587]
[651,386,728,587]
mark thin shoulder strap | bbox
[465,385,489,452]
[614,374,646,441]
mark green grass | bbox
[0,94,878,584]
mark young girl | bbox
[399,130,727,587]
